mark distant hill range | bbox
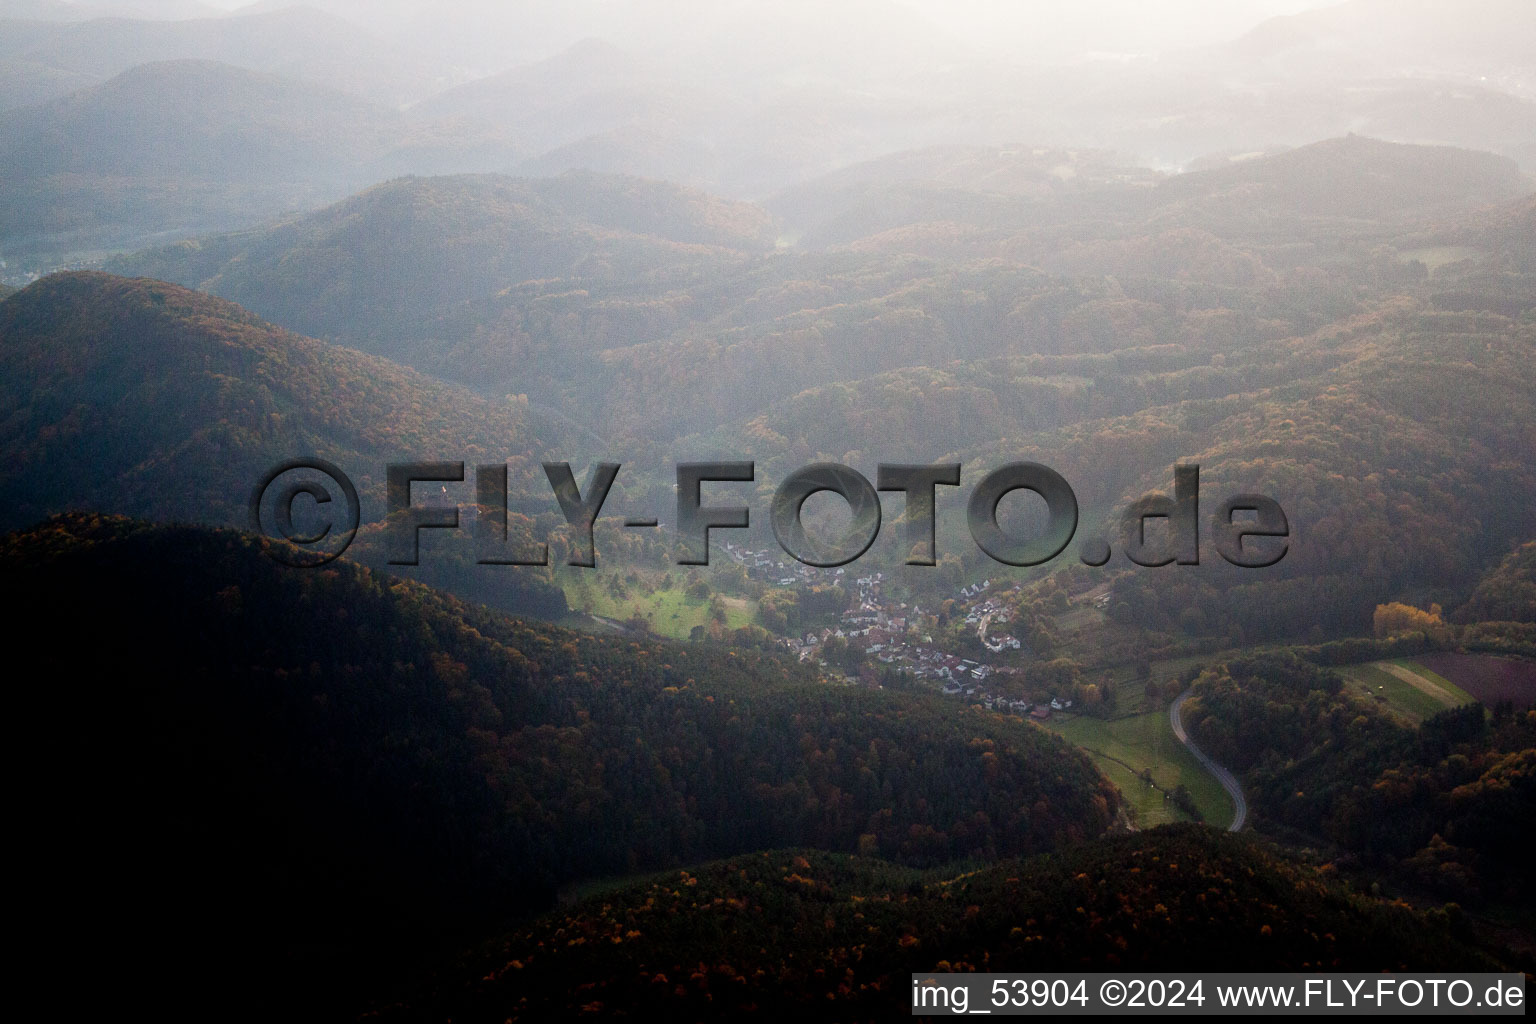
[1228,0,1536,79]
[0,59,394,260]
[4,0,1535,273]
[111,138,1531,432]
[0,3,452,106]
[770,135,1530,248]
[0,59,395,180]
[409,37,720,160]
[96,137,1536,646]
[110,169,777,371]
[0,58,527,266]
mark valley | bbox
[2,2,1533,1014]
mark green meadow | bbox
[1042,710,1235,829]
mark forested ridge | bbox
[0,271,579,616]
[1454,541,1536,626]
[95,139,1536,648]
[1184,653,1534,921]
[373,826,1502,1021]
[7,513,1116,1008]
[7,146,1531,672]
[0,272,569,528]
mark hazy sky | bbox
[897,0,1339,54]
[88,0,1345,59]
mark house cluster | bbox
[961,588,1024,654]
[775,572,1051,710]
[851,571,886,606]
[781,572,920,665]
[720,541,843,587]
[936,682,1076,720]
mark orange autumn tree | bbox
[1372,601,1444,638]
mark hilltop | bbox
[0,59,406,259]
[111,170,775,379]
[0,4,449,104]
[0,271,559,521]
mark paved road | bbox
[1170,689,1247,832]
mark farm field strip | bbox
[1340,662,1455,723]
[1416,652,1536,707]
[1382,659,1476,707]
[1043,711,1234,829]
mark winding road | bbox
[1169,689,1247,832]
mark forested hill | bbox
[0,58,412,262]
[6,513,1118,1010]
[1454,541,1536,625]
[376,826,1499,1020]
[0,270,568,529]
[109,138,1533,450]
[766,134,1528,249]
[111,170,777,371]
[1183,652,1535,924]
[85,142,1536,647]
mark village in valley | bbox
[718,540,1102,721]
[684,537,1269,830]
[565,531,1233,828]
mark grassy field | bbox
[564,574,755,640]
[1054,605,1105,633]
[1338,660,1476,724]
[1041,711,1235,829]
[1397,245,1483,272]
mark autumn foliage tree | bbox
[1373,601,1445,639]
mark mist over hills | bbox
[4,0,1536,279]
[4,4,1536,1015]
[110,171,775,382]
[1226,0,1536,88]
[0,3,454,105]
[0,53,94,109]
[766,135,1529,251]
[112,138,1530,432]
[86,134,1536,646]
[410,37,719,146]
[0,58,394,178]
[0,59,405,263]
